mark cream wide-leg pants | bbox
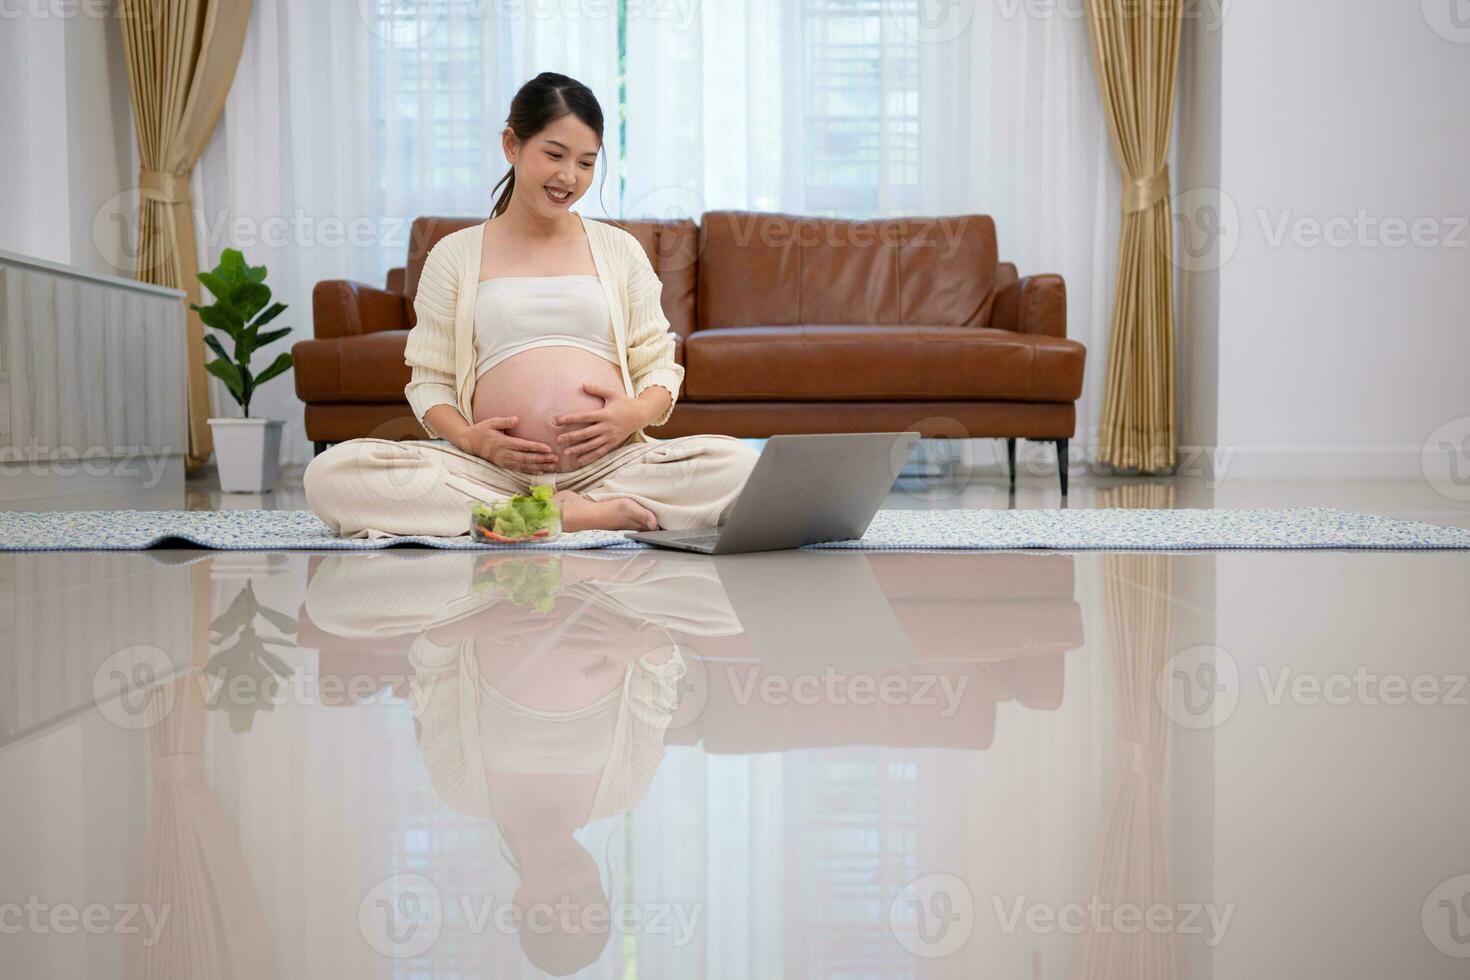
[303,434,761,539]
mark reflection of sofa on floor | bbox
[664,553,1081,753]
[296,552,1083,753]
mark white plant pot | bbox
[209,417,285,493]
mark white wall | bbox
[0,3,135,278]
[1178,0,1470,481]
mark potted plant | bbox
[191,248,295,492]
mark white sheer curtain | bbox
[624,0,1120,464]
[195,1,622,466]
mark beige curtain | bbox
[119,0,253,473]
[1085,0,1185,474]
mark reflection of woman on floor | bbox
[303,71,758,540]
[406,562,689,975]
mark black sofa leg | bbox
[313,441,330,457]
[1007,437,1070,496]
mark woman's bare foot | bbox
[553,489,659,532]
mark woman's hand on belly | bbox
[455,416,559,474]
[551,380,648,469]
[472,347,630,472]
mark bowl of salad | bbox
[470,484,562,544]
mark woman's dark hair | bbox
[491,72,606,219]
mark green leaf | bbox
[230,282,272,322]
[196,303,245,336]
[206,358,245,405]
[209,581,258,637]
[197,271,232,303]
[254,327,292,350]
[252,352,294,388]
[249,301,287,331]
[203,333,232,363]
[256,605,300,637]
[218,248,248,286]
[237,324,257,364]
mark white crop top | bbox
[472,274,619,378]
[477,672,621,775]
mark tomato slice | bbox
[473,522,553,544]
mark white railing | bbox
[0,249,189,502]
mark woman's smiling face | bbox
[504,112,600,215]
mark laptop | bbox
[625,431,921,555]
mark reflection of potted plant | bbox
[191,248,295,492]
[203,580,299,733]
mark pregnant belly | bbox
[471,345,628,472]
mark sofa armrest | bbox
[312,280,409,340]
[992,271,1067,339]
[385,266,406,294]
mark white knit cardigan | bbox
[403,211,686,445]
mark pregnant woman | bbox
[304,72,760,538]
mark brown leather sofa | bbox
[294,211,1086,493]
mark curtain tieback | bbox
[1121,739,1165,780]
[1123,164,1171,214]
[139,168,192,205]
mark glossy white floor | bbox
[2,451,1468,978]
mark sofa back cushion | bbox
[404,216,482,327]
[402,215,698,336]
[600,217,699,341]
[696,210,998,331]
